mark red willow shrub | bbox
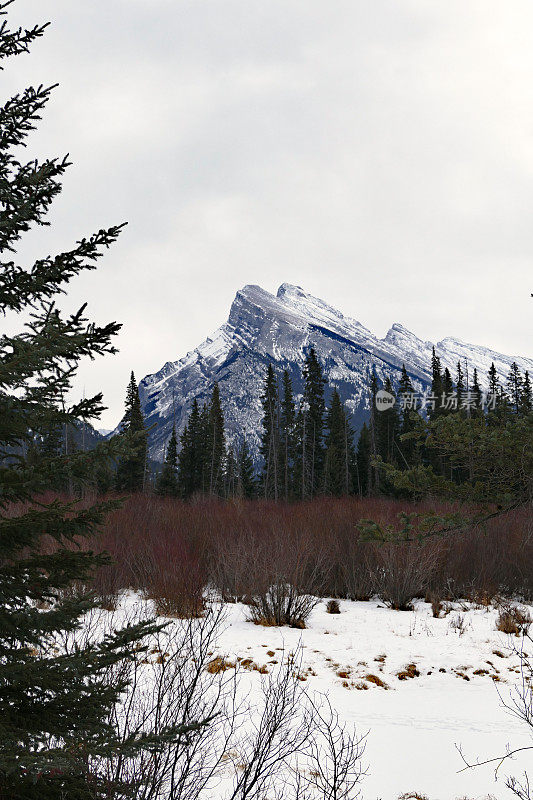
[97,496,533,610]
[20,494,533,614]
[99,494,207,616]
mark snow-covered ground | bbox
[211,598,531,800]
[102,594,532,800]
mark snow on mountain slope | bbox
[132,284,532,462]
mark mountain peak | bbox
[390,322,412,334]
[277,283,307,299]
[132,283,533,463]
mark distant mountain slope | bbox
[129,284,532,462]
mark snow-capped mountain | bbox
[133,283,533,462]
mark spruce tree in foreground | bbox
[115,371,147,492]
[0,6,201,796]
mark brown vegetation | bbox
[496,604,532,636]
[397,664,420,681]
[365,673,387,688]
[20,493,533,618]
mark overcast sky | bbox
[5,0,533,427]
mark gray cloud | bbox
[4,0,533,426]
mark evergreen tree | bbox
[497,384,512,420]
[368,368,400,491]
[361,412,533,541]
[323,388,355,495]
[198,401,210,493]
[507,362,523,414]
[0,7,199,795]
[207,383,225,496]
[260,365,280,499]
[488,362,499,398]
[36,422,68,492]
[279,369,296,500]
[40,422,63,460]
[371,374,401,494]
[115,371,147,492]
[424,350,445,474]
[521,371,533,415]
[177,415,193,498]
[441,367,454,414]
[93,451,114,494]
[396,364,417,466]
[367,369,380,493]
[156,425,178,496]
[487,362,506,424]
[470,367,483,417]
[355,423,371,497]
[224,446,238,499]
[429,347,443,418]
[302,348,326,497]
[293,402,307,501]
[456,361,465,412]
[177,399,202,498]
[237,438,257,499]
[381,375,399,463]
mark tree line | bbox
[143,345,531,501]
[150,348,356,500]
[23,337,532,502]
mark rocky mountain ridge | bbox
[125,284,532,462]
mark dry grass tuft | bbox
[492,649,507,658]
[496,605,531,636]
[153,595,204,619]
[431,596,444,618]
[326,599,341,614]
[398,793,429,800]
[291,617,307,629]
[206,656,235,674]
[397,663,420,681]
[365,673,387,688]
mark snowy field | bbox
[104,594,532,800]
[213,598,532,800]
